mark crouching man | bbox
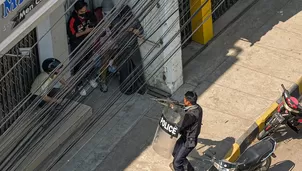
[30,58,67,107]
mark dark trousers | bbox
[70,43,90,76]
[172,136,195,171]
[30,88,60,108]
[70,43,94,88]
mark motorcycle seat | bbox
[237,139,274,170]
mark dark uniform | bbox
[172,105,203,171]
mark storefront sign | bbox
[3,0,25,18]
[0,0,49,44]
[11,0,43,28]
[159,114,179,137]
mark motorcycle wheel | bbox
[255,157,271,171]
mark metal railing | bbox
[0,29,40,135]
[179,0,192,47]
[212,0,239,21]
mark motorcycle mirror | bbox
[281,84,286,91]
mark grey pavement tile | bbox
[58,95,154,171]
[206,60,293,101]
[193,81,272,121]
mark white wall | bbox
[0,0,65,55]
[36,17,54,70]
[49,4,70,66]
[36,3,70,79]
[138,0,183,94]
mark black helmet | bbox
[42,58,62,73]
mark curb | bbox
[224,77,302,162]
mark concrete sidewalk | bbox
[102,0,302,170]
[51,0,302,170]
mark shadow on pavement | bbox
[93,100,235,171]
[189,137,236,170]
[270,160,295,171]
[183,0,302,100]
[270,125,302,143]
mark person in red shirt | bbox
[67,0,98,96]
[67,1,96,52]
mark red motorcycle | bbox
[257,84,302,140]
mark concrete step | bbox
[50,94,155,171]
[13,101,92,171]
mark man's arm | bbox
[179,114,196,131]
[169,103,183,113]
[75,30,91,37]
[59,78,67,86]
[69,17,92,38]
[42,95,55,103]
[128,17,144,36]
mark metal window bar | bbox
[0,29,40,135]
[178,0,192,48]
[178,0,239,47]
[211,0,239,21]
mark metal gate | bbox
[0,29,40,135]
[178,0,192,47]
[211,0,239,21]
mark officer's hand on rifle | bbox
[170,103,175,109]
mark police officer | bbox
[169,91,203,171]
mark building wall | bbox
[36,17,54,69]
[49,4,70,78]
[135,0,184,93]
[0,0,65,55]
[36,3,70,78]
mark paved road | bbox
[270,126,302,171]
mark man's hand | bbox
[132,29,140,35]
[85,27,94,34]
[75,27,94,38]
[128,28,141,36]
